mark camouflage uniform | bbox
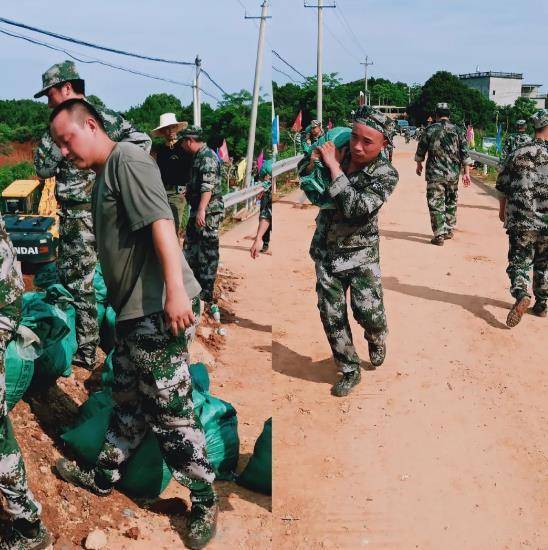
[502,132,532,162]
[183,140,224,305]
[415,119,473,236]
[310,149,399,373]
[0,215,42,523]
[95,300,215,497]
[33,62,151,368]
[259,182,272,246]
[495,130,548,304]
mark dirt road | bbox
[273,136,548,549]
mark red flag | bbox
[219,139,229,161]
[256,150,264,173]
[291,110,303,132]
[327,119,333,130]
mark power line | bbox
[0,16,196,66]
[324,19,361,63]
[334,1,366,57]
[0,26,220,101]
[200,68,228,96]
[271,50,308,80]
[272,65,301,84]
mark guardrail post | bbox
[483,164,488,175]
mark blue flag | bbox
[272,114,279,146]
[496,124,503,154]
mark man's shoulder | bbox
[112,142,152,164]
[366,156,399,181]
[197,146,220,166]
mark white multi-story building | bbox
[459,71,546,108]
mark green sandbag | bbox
[236,418,272,495]
[33,261,60,289]
[93,263,108,304]
[99,306,116,354]
[259,159,273,178]
[189,362,210,394]
[299,126,351,207]
[61,391,172,498]
[5,340,35,411]
[34,285,77,380]
[196,394,239,480]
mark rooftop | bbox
[459,71,523,80]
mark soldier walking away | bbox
[415,102,473,246]
[180,127,224,324]
[495,109,548,328]
[302,106,399,397]
[151,113,193,236]
[49,100,218,549]
[0,217,51,549]
[33,60,151,370]
[501,119,532,162]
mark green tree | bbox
[408,71,496,129]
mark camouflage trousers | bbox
[96,305,215,497]
[315,252,388,373]
[0,301,41,522]
[507,231,548,302]
[58,213,99,367]
[426,179,459,237]
[166,190,187,236]
[183,212,223,304]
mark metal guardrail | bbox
[223,183,263,209]
[272,154,304,177]
[470,150,501,169]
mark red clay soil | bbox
[0,141,35,166]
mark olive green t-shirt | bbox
[92,142,201,321]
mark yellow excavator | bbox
[1,177,59,269]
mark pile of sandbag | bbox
[236,418,272,495]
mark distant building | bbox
[459,71,546,108]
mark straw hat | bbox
[151,113,188,136]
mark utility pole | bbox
[244,1,271,187]
[194,55,202,127]
[305,0,335,124]
[360,56,373,106]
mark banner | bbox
[272,115,279,146]
[291,110,303,132]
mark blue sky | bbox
[0,0,546,111]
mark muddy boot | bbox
[532,300,547,317]
[444,230,454,240]
[331,370,361,397]
[0,519,52,550]
[368,342,386,367]
[431,235,444,246]
[55,459,112,496]
[506,295,531,328]
[184,499,218,549]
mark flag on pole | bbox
[327,119,333,130]
[256,150,264,173]
[466,125,475,148]
[236,158,247,183]
[496,124,503,154]
[291,110,303,132]
[272,114,279,146]
[218,139,229,162]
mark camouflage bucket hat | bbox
[353,105,395,144]
[34,60,84,98]
[531,109,548,130]
[516,119,527,127]
[180,125,204,140]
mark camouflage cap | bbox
[180,125,204,140]
[34,60,84,98]
[310,119,322,128]
[436,102,451,114]
[516,119,527,127]
[352,105,395,144]
[531,109,548,130]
